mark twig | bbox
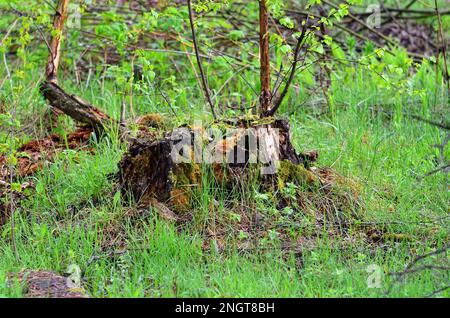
[286,8,428,61]
[385,246,449,296]
[421,164,450,178]
[380,0,418,26]
[0,17,19,46]
[323,0,396,46]
[391,265,450,276]
[2,51,18,261]
[323,0,428,60]
[155,84,178,117]
[396,247,449,277]
[186,0,217,119]
[266,16,310,117]
[120,98,126,126]
[408,113,450,131]
[272,63,284,98]
[426,285,450,298]
[434,0,450,93]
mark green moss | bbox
[169,163,203,212]
[382,233,414,242]
[276,160,318,190]
[171,163,201,187]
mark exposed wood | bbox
[259,0,271,115]
[41,0,114,134]
[117,118,316,207]
[46,0,70,84]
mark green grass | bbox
[1,67,448,297]
[0,1,449,298]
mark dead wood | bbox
[9,270,87,298]
[40,81,113,134]
[116,115,365,253]
[40,0,115,135]
[118,137,174,203]
[117,117,316,207]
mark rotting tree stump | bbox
[117,116,320,211]
[9,270,88,298]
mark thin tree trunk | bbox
[259,0,271,115]
[187,0,217,119]
[46,0,70,83]
[434,0,449,93]
[41,0,115,135]
[268,16,309,117]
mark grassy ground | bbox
[0,1,449,298]
[1,65,448,297]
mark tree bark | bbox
[40,81,113,134]
[117,118,316,206]
[46,0,70,84]
[259,0,271,115]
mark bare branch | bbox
[186,0,217,119]
[265,16,310,117]
[434,0,450,92]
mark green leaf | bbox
[7,154,17,166]
[11,183,22,193]
[279,44,292,55]
[229,30,245,41]
[279,17,294,29]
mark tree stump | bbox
[117,116,319,210]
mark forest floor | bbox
[1,66,448,297]
[0,1,449,298]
